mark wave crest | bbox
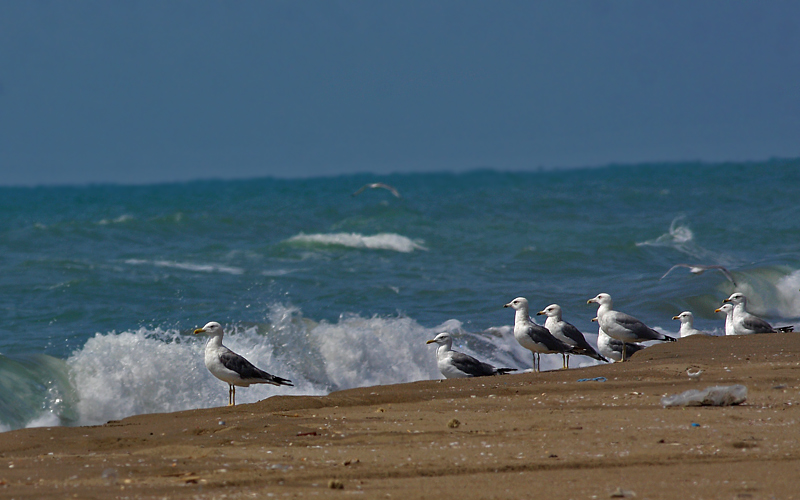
[285,233,427,253]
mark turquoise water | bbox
[2,160,799,430]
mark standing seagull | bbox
[587,293,676,361]
[672,311,710,337]
[593,322,646,362]
[722,293,777,335]
[426,332,516,378]
[504,297,575,372]
[537,304,608,367]
[714,303,736,336]
[194,322,293,406]
[351,182,401,198]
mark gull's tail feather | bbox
[568,345,608,363]
[260,371,294,387]
[496,368,518,375]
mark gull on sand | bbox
[672,311,710,337]
[504,297,575,372]
[714,303,736,336]
[194,321,293,406]
[427,332,516,378]
[587,293,676,361]
[537,304,608,367]
[594,323,646,363]
[722,292,794,334]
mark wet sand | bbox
[2,333,800,499]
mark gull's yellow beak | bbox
[426,339,436,344]
[591,317,598,322]
[714,308,722,313]
[193,328,205,335]
[537,311,545,316]
[672,316,680,320]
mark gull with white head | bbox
[722,293,778,335]
[194,322,293,406]
[504,297,575,372]
[593,322,646,362]
[537,304,608,367]
[587,293,676,361]
[672,311,710,337]
[660,264,737,286]
[714,303,736,336]
[426,332,516,379]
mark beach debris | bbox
[610,486,636,498]
[101,468,118,485]
[577,376,607,382]
[328,479,345,489]
[447,418,461,429]
[661,385,747,407]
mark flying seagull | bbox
[194,321,293,406]
[504,297,575,372]
[351,183,401,198]
[587,293,676,361]
[537,304,608,367]
[426,332,516,378]
[660,264,736,286]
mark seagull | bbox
[426,332,516,378]
[194,322,293,406]
[593,322,646,362]
[537,304,608,367]
[714,303,736,336]
[671,311,710,337]
[351,182,401,198]
[722,293,777,335]
[504,297,575,372]
[660,264,736,286]
[587,293,676,362]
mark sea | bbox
[2,160,799,431]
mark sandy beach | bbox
[1,333,799,499]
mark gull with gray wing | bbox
[587,293,676,361]
[427,332,516,379]
[504,297,575,372]
[194,321,293,406]
[537,304,608,367]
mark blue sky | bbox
[1,1,799,185]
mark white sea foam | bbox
[124,259,244,275]
[56,303,550,427]
[286,232,427,253]
[772,269,800,318]
[636,216,715,260]
[25,411,61,429]
[98,214,135,225]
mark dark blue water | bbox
[2,160,799,430]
